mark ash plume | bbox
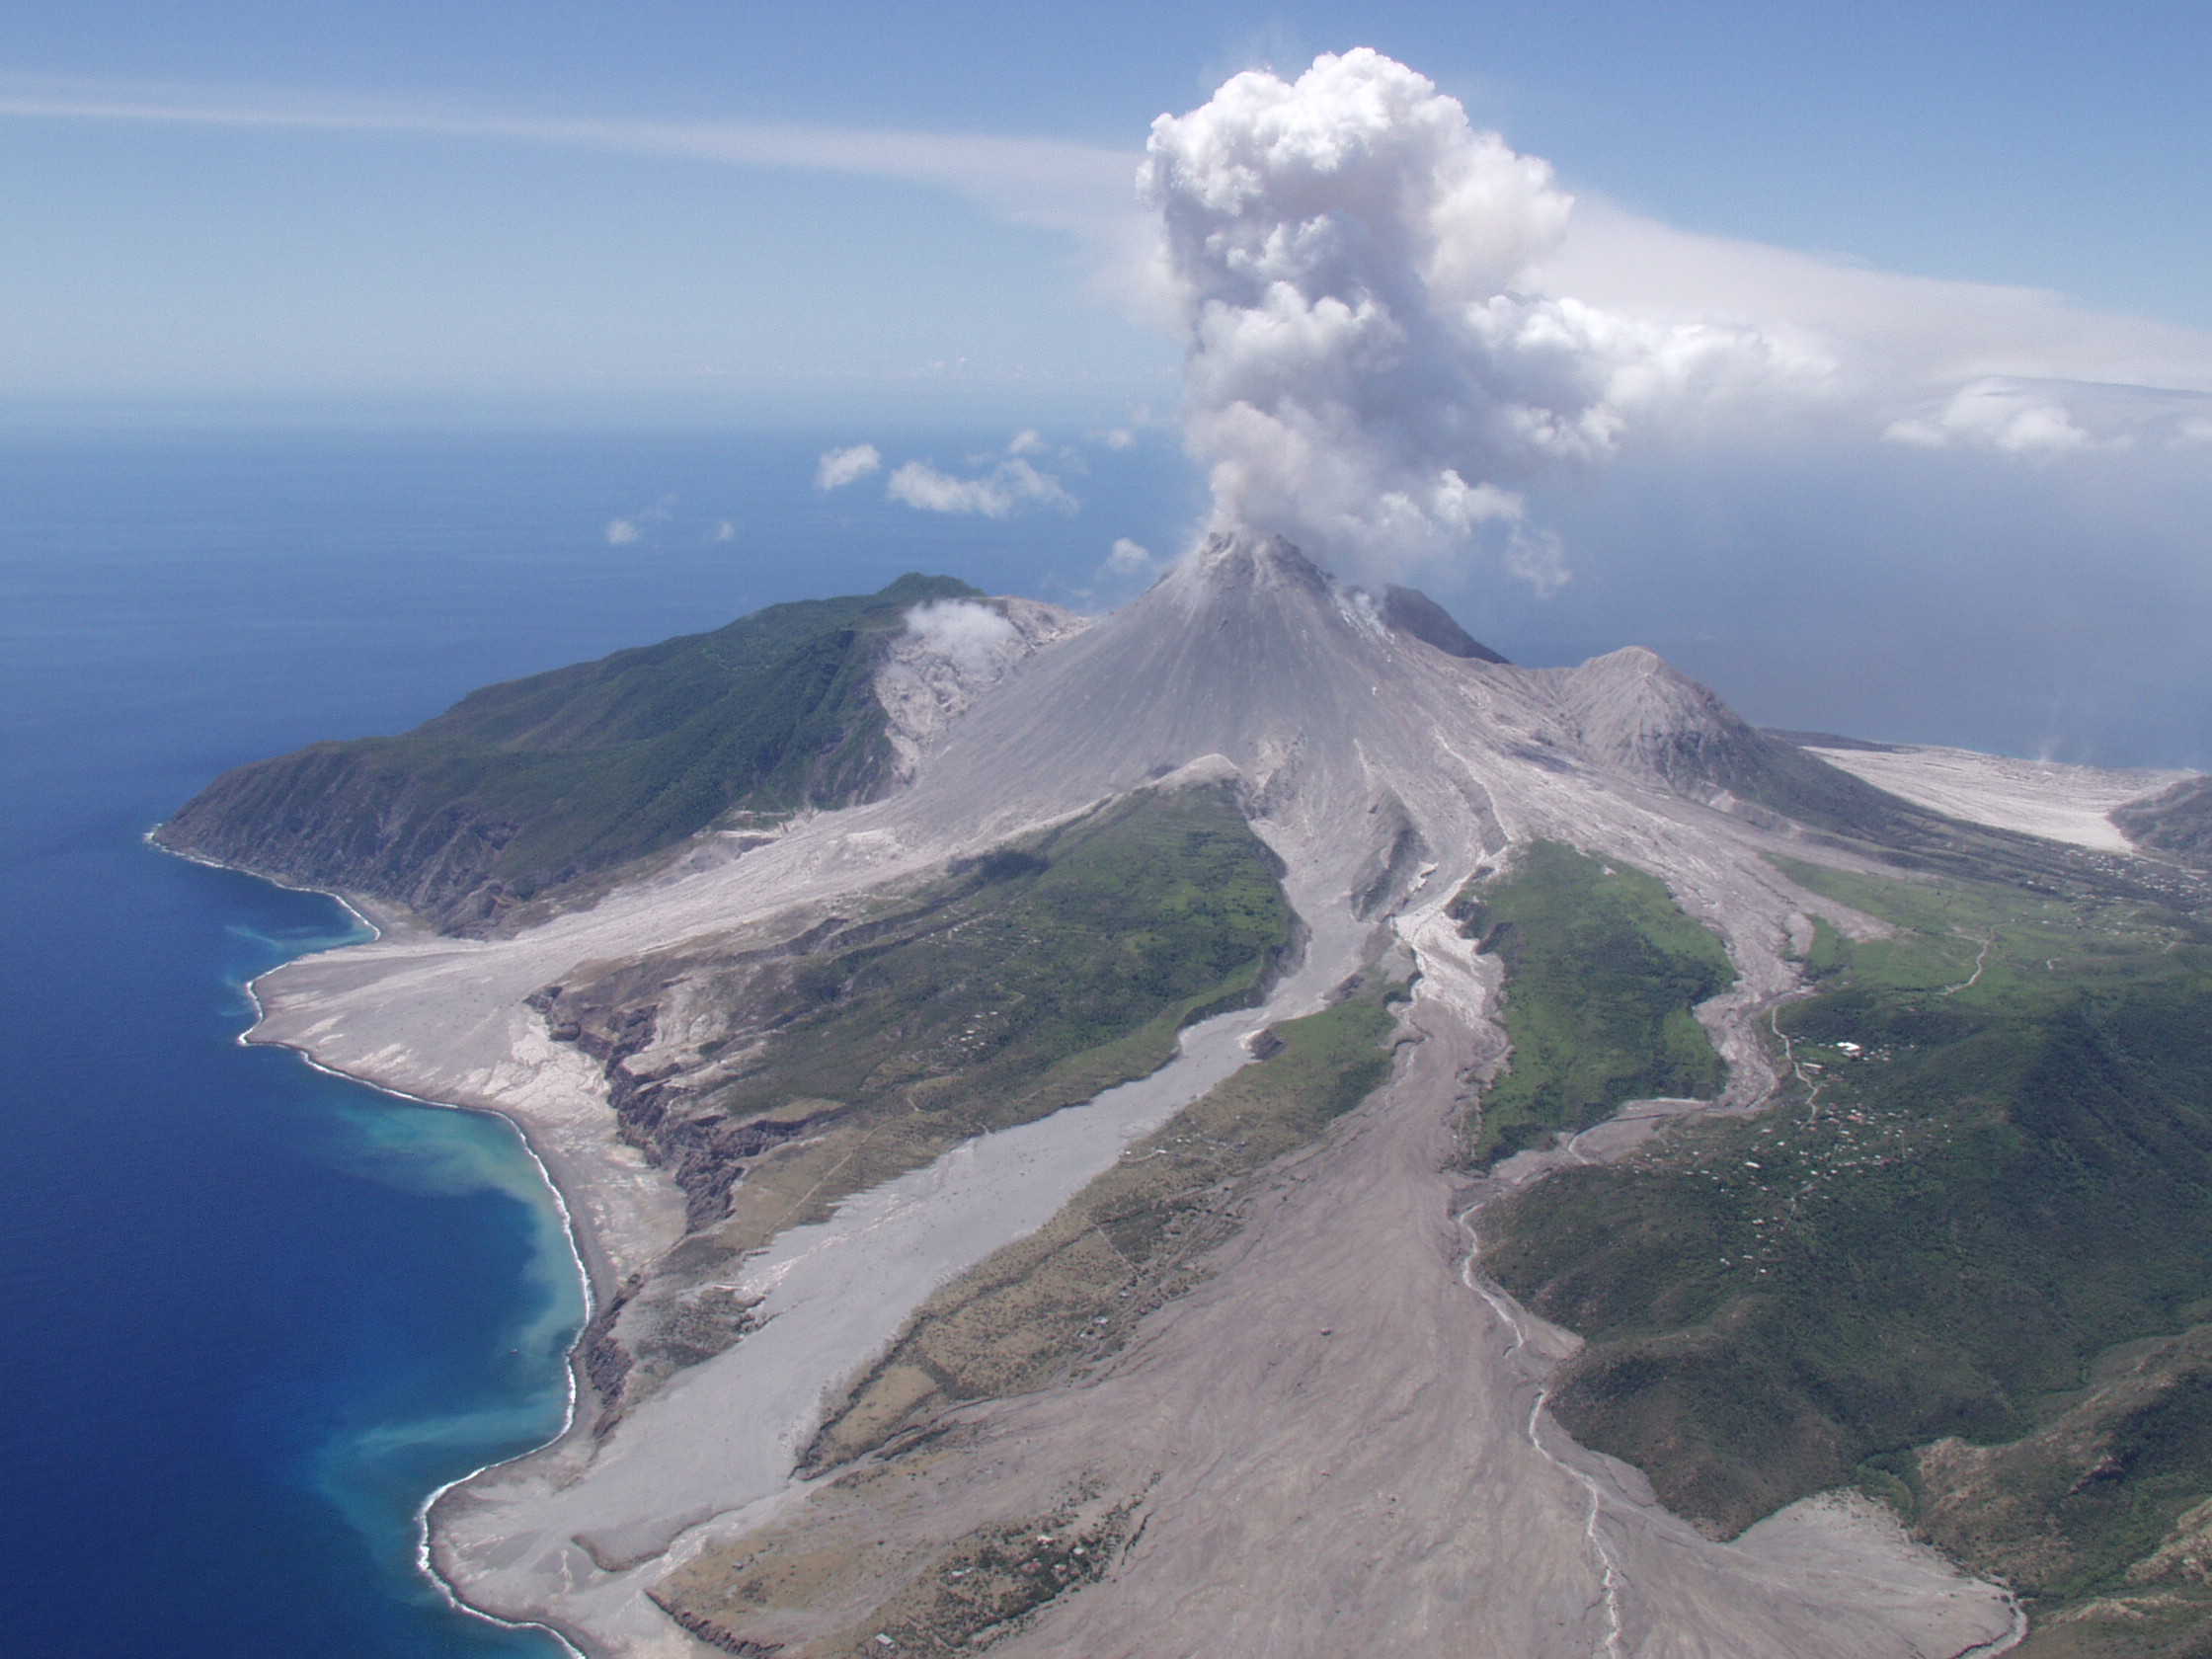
[1144,49,1812,588]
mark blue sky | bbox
[3,1,2208,398]
[4,3,2209,767]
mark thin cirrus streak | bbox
[0,78,1147,239]
[8,68,2212,462]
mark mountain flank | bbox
[1379,583,1509,662]
[2117,775,2212,867]
[157,574,987,930]
[1481,852,2212,1643]
[533,780,1297,1423]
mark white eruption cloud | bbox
[815,442,883,490]
[903,598,1019,672]
[885,455,1075,517]
[1142,50,1830,585]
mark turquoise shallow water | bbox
[0,423,1195,1658]
[225,907,589,1655]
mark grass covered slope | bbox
[157,573,980,928]
[691,783,1295,1148]
[1480,857,2212,1625]
[1456,840,1734,1164]
[543,782,1302,1413]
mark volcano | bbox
[164,537,2211,1659]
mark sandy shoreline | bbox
[232,949,620,1655]
[151,833,611,1656]
[167,831,1371,1656]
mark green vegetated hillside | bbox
[1480,856,2212,1652]
[156,573,980,928]
[698,783,1295,1145]
[1456,840,1734,1165]
[549,782,1301,1413]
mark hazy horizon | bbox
[6,6,2207,765]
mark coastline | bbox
[149,831,608,1659]
[143,765,2033,1657]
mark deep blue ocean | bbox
[0,424,1200,1658]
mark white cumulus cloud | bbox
[1105,537,1154,576]
[815,442,882,490]
[904,598,1018,672]
[886,456,1076,517]
[603,494,674,546]
[1884,378,2106,456]
[1143,48,1816,587]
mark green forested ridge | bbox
[2116,774,2212,867]
[1909,1323,2212,1656]
[157,573,979,927]
[1482,856,2212,1642]
[1456,840,1734,1165]
[695,781,1297,1141]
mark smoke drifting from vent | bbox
[1144,49,1813,587]
[903,598,1019,672]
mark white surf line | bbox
[1455,1207,1627,1659]
[413,1117,594,1659]
[247,1038,599,1653]
[153,835,598,1656]
[146,829,386,947]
